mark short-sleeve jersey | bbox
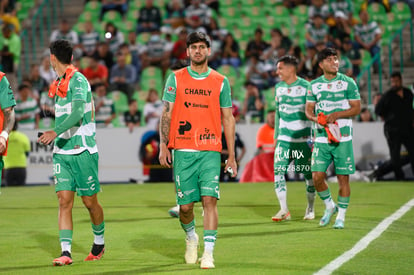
[307,73,360,144]
[0,75,16,156]
[15,97,40,130]
[275,77,312,142]
[54,71,98,155]
[354,21,381,45]
[163,66,232,152]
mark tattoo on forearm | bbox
[160,102,171,144]
[3,107,15,133]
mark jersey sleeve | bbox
[220,77,232,108]
[0,76,16,109]
[162,72,177,103]
[70,73,89,102]
[306,83,316,102]
[346,78,360,100]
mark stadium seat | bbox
[292,5,309,23]
[367,3,387,24]
[84,1,101,15]
[77,11,99,23]
[108,90,129,115]
[102,10,123,24]
[391,1,411,22]
[140,66,163,92]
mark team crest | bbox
[166,86,176,95]
[288,88,291,94]
[327,84,332,89]
[336,81,343,89]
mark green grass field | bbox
[0,181,413,275]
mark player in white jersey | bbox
[305,48,360,229]
[38,40,105,265]
[272,55,316,222]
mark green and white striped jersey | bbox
[354,21,381,45]
[307,73,360,144]
[15,97,39,130]
[275,77,312,143]
[54,71,98,155]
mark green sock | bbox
[204,230,217,255]
[92,222,105,245]
[181,220,197,240]
[318,188,335,209]
[59,229,73,253]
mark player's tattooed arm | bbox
[3,106,15,133]
[160,100,173,145]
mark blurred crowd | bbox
[7,0,414,130]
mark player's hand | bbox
[225,158,237,178]
[37,130,57,145]
[0,136,6,154]
[159,143,172,168]
[326,112,339,124]
[317,112,328,126]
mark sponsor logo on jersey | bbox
[184,102,208,109]
[178,121,191,135]
[184,88,212,96]
[177,189,184,199]
[165,86,176,95]
[199,128,216,141]
[327,84,332,89]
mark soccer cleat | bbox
[184,233,199,264]
[333,219,345,229]
[84,244,105,261]
[168,205,179,218]
[319,206,338,227]
[199,252,215,269]
[53,251,73,266]
[272,210,291,222]
[303,207,315,220]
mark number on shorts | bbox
[54,163,61,174]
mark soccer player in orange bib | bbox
[159,32,237,269]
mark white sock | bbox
[275,174,288,212]
[305,179,315,210]
[94,234,105,245]
[186,228,197,241]
[337,207,347,221]
[323,197,335,209]
[204,241,215,255]
[61,241,71,253]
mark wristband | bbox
[0,131,8,141]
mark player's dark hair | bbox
[50,39,73,64]
[186,32,211,48]
[277,55,299,69]
[317,47,337,64]
[170,59,189,70]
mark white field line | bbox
[315,198,414,275]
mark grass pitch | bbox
[0,181,413,274]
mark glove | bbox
[325,122,341,143]
[317,112,328,126]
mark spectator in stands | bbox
[93,41,115,70]
[342,36,362,78]
[221,32,241,69]
[50,19,79,45]
[15,84,40,130]
[104,22,124,53]
[39,82,55,129]
[163,0,186,31]
[171,27,188,63]
[291,46,306,77]
[100,0,128,20]
[245,28,269,60]
[79,21,100,57]
[328,0,354,25]
[338,50,353,77]
[205,0,219,15]
[3,122,30,186]
[242,81,265,123]
[308,0,330,20]
[109,51,137,101]
[329,11,352,49]
[137,0,162,33]
[82,55,109,90]
[256,109,275,154]
[141,29,171,79]
[94,83,116,128]
[0,23,20,90]
[27,64,48,99]
[301,45,318,79]
[185,0,212,32]
[124,99,141,132]
[245,54,269,91]
[353,10,381,72]
[305,14,328,48]
[357,107,374,122]
[126,31,144,78]
[119,42,140,82]
[375,72,414,180]
[143,88,163,130]
[39,54,57,85]
[269,28,292,56]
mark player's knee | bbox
[312,172,325,185]
[58,198,74,210]
[81,196,98,210]
[179,204,193,215]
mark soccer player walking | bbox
[305,48,360,229]
[272,55,316,222]
[38,40,105,265]
[0,71,16,188]
[159,32,237,269]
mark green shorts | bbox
[53,150,100,196]
[274,141,312,175]
[173,150,221,205]
[311,141,355,175]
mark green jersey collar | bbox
[186,66,211,78]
